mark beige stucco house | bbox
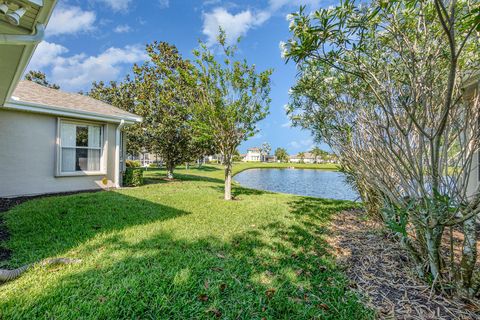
[0,0,142,197]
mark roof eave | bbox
[0,0,58,106]
[3,100,143,124]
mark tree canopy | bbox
[192,30,273,200]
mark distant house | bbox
[289,152,316,163]
[128,152,161,167]
[0,1,142,197]
[243,147,262,162]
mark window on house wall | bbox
[59,121,103,174]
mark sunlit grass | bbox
[0,165,372,319]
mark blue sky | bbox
[28,0,332,154]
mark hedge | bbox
[123,168,144,187]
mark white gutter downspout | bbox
[0,23,45,45]
[115,120,125,188]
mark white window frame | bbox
[56,118,107,177]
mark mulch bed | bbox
[328,210,480,319]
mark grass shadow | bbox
[1,191,190,268]
[0,197,372,319]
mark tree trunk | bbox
[167,163,174,180]
[425,225,444,281]
[224,162,233,200]
[461,216,477,292]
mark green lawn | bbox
[0,164,372,319]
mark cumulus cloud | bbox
[29,42,69,70]
[29,41,147,91]
[46,6,96,37]
[202,0,323,46]
[202,8,265,46]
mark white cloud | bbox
[98,0,132,11]
[114,24,132,33]
[46,6,96,37]
[202,8,263,46]
[29,41,147,91]
[29,42,69,70]
[202,1,322,46]
[281,121,291,128]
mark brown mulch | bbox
[328,210,480,320]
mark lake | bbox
[234,168,358,201]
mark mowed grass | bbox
[0,164,372,319]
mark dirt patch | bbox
[328,210,480,319]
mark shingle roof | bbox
[11,80,140,121]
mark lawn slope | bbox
[0,165,371,319]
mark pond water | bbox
[234,168,358,201]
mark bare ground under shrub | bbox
[328,210,480,319]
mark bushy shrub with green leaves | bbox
[123,168,144,187]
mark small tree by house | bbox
[193,30,273,200]
[274,147,289,162]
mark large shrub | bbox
[123,168,144,187]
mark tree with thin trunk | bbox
[193,30,273,200]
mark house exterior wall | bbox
[466,81,479,198]
[244,150,261,162]
[0,109,122,197]
[290,157,315,163]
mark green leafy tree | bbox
[24,70,60,89]
[274,147,289,162]
[133,41,200,179]
[193,30,273,200]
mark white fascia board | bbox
[3,100,142,124]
